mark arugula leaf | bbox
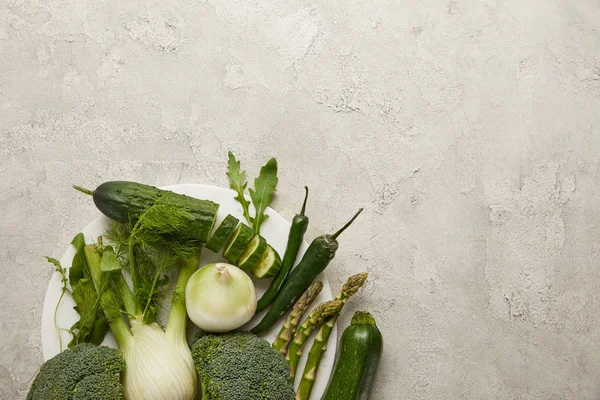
[44,256,62,269]
[45,256,70,352]
[249,158,278,235]
[227,151,252,226]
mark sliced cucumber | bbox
[237,235,267,271]
[206,215,239,253]
[223,223,253,264]
[252,245,281,279]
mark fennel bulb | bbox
[87,248,200,400]
[120,322,196,400]
[186,263,256,332]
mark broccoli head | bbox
[27,343,125,400]
[191,332,295,400]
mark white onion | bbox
[185,263,256,332]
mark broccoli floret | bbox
[191,332,295,400]
[27,343,125,400]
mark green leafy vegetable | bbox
[249,158,278,235]
[104,192,203,324]
[227,152,278,235]
[227,151,252,226]
[50,233,109,349]
[45,256,70,352]
[70,278,108,347]
[44,256,63,270]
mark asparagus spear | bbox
[273,280,323,353]
[287,299,343,383]
[296,272,368,400]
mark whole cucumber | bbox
[321,311,382,400]
[74,181,219,243]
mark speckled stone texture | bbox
[1,0,600,398]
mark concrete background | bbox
[1,0,600,398]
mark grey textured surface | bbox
[1,0,600,398]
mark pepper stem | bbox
[73,185,94,196]
[300,186,309,215]
[331,208,363,240]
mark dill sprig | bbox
[103,192,203,323]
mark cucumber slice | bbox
[237,235,267,271]
[223,223,253,264]
[206,215,239,253]
[252,245,281,279]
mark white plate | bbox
[41,184,336,399]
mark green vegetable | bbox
[297,273,369,400]
[250,208,363,334]
[237,235,267,271]
[248,157,278,235]
[251,244,281,279]
[286,300,343,383]
[256,186,309,313]
[73,181,219,243]
[47,234,109,350]
[191,331,295,400]
[222,223,253,264]
[205,215,239,253]
[226,152,252,228]
[27,343,125,400]
[44,256,70,352]
[226,152,278,235]
[321,312,383,400]
[272,280,323,354]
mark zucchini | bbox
[223,223,253,264]
[321,311,382,400]
[206,215,239,253]
[237,235,267,271]
[74,181,219,243]
[251,245,281,279]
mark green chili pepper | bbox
[250,208,363,334]
[256,187,310,313]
